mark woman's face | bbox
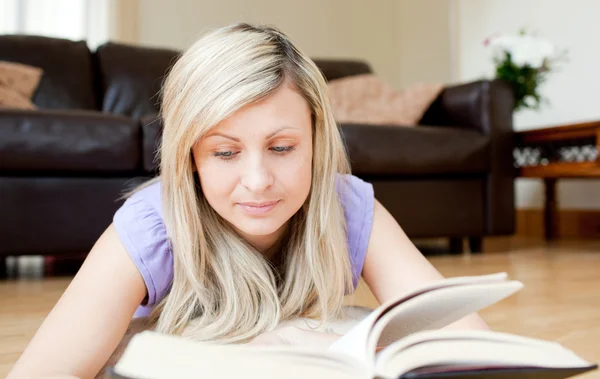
[192,81,313,254]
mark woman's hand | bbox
[247,326,341,350]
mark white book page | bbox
[115,331,371,379]
[327,309,382,363]
[375,338,593,378]
[366,280,524,358]
[328,273,513,363]
[375,329,570,370]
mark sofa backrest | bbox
[312,59,373,81]
[0,35,373,117]
[94,42,180,119]
[93,44,372,119]
[0,35,98,110]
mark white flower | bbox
[488,34,555,68]
[523,95,537,108]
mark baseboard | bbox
[517,209,600,238]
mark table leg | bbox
[544,178,559,240]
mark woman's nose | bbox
[240,153,274,193]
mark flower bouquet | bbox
[484,30,567,111]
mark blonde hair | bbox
[134,23,354,343]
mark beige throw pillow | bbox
[327,73,443,126]
[0,86,37,110]
[0,61,43,110]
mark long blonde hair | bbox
[136,23,354,343]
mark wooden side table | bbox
[514,120,600,240]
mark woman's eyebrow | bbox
[205,126,299,142]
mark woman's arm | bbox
[361,199,489,330]
[7,224,148,379]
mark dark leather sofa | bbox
[0,35,516,274]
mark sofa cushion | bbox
[95,42,180,119]
[0,35,98,110]
[340,123,490,175]
[0,109,140,173]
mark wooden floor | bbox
[1,237,600,378]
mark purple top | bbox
[113,174,375,317]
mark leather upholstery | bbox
[341,123,490,175]
[140,113,162,173]
[367,178,485,238]
[0,109,140,172]
[312,59,372,81]
[0,177,145,255]
[95,42,180,119]
[420,80,516,234]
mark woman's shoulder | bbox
[122,179,164,218]
[336,174,375,289]
[336,174,374,205]
[113,179,172,310]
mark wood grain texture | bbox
[2,238,600,378]
[515,120,600,143]
[520,162,600,178]
[517,209,600,239]
[516,120,600,178]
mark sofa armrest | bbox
[0,109,140,172]
[419,79,515,135]
[420,79,517,235]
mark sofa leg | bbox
[448,238,464,255]
[469,237,483,254]
[0,257,7,279]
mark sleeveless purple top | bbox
[113,174,374,317]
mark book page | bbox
[374,335,594,378]
[375,329,570,369]
[366,280,523,356]
[327,309,382,364]
[114,331,371,379]
[329,273,521,363]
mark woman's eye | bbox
[271,146,296,153]
[213,151,237,161]
[213,146,295,162]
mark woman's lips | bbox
[238,200,280,215]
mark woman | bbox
[8,23,488,379]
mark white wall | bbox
[136,0,402,89]
[396,0,454,87]
[455,0,600,210]
[106,0,139,45]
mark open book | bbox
[109,273,597,379]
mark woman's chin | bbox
[233,221,283,238]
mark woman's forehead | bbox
[210,86,311,135]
